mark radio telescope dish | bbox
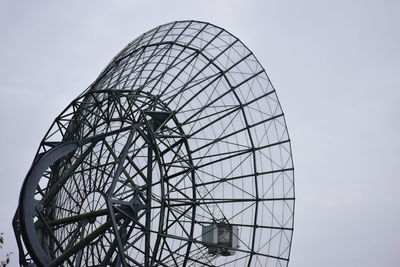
[13,20,295,267]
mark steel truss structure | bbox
[13,20,295,267]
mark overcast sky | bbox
[0,1,399,266]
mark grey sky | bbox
[0,1,399,266]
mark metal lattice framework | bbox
[13,20,295,267]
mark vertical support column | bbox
[143,108,171,266]
[145,130,153,267]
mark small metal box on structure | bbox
[202,224,239,256]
